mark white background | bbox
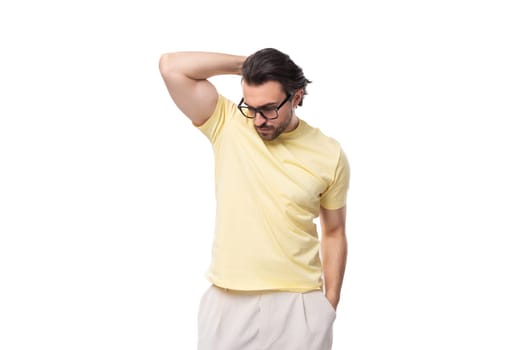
[1,0,524,349]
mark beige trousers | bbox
[198,285,336,350]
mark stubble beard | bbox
[255,110,293,141]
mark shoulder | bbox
[196,94,243,142]
[302,120,344,154]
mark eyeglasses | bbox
[237,93,291,120]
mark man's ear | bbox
[293,89,305,108]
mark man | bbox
[159,48,350,350]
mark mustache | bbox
[256,124,273,129]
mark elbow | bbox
[324,226,346,239]
[158,52,180,78]
[158,53,171,77]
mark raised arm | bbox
[159,51,246,126]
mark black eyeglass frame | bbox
[237,93,292,120]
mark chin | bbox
[258,133,276,141]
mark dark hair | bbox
[242,48,312,106]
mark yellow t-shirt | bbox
[197,95,350,292]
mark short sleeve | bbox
[320,149,350,210]
[197,94,237,144]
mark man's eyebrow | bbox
[243,101,279,109]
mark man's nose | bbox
[254,112,267,127]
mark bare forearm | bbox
[321,230,347,309]
[159,51,245,80]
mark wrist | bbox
[234,55,246,75]
[325,289,340,302]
